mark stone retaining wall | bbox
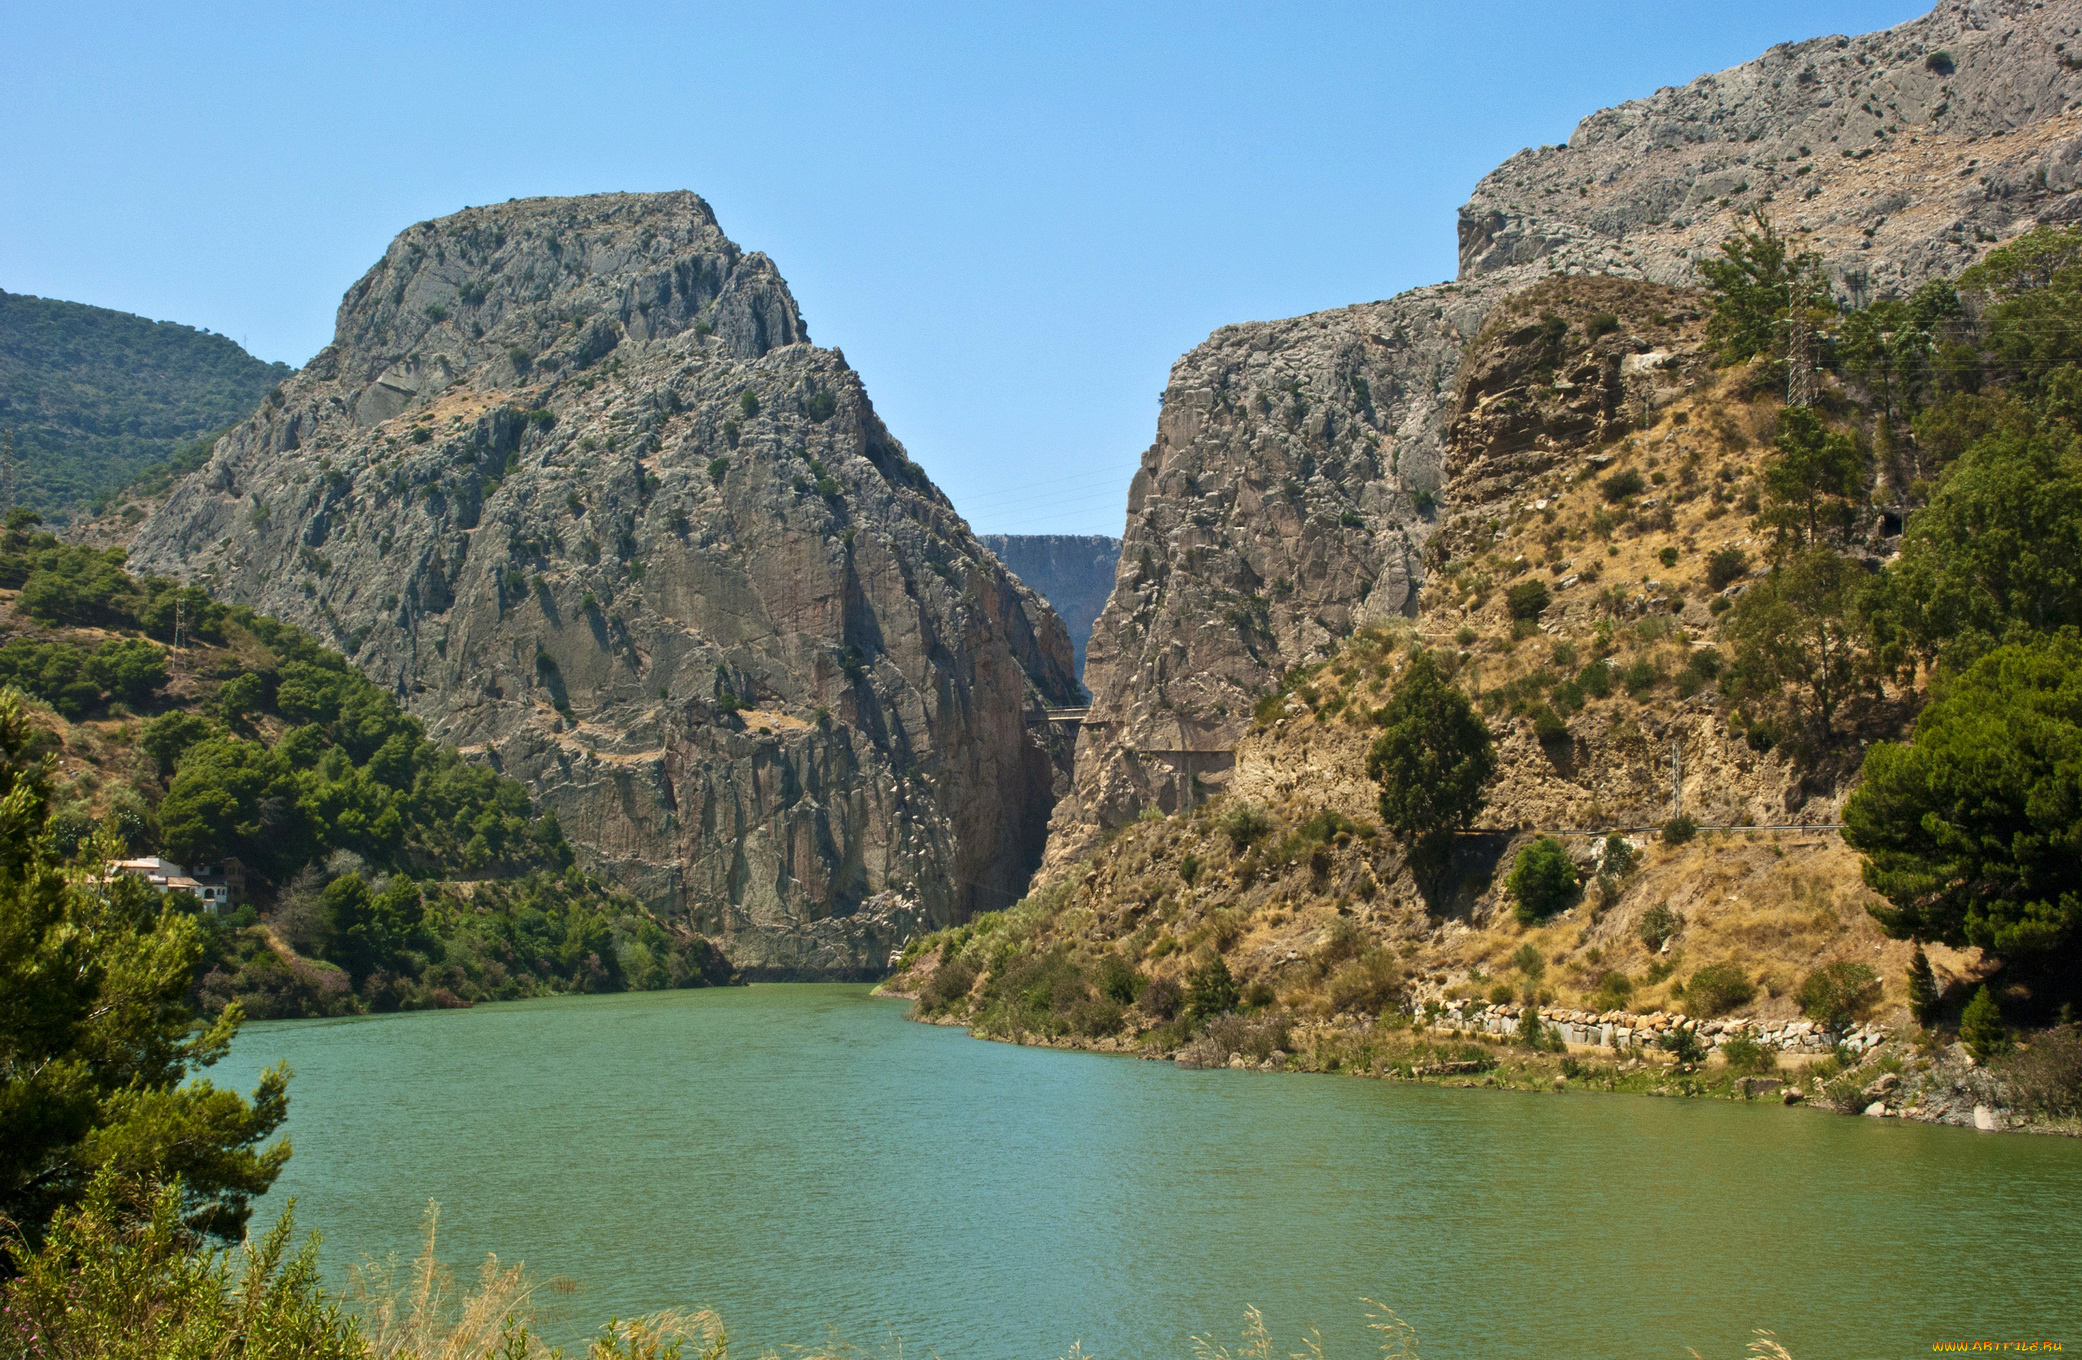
[1420,1000,1890,1056]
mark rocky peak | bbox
[306,192,805,427]
[132,193,1079,975]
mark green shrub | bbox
[1507,580,1551,620]
[1705,546,1750,590]
[1217,800,1274,852]
[1507,836,1578,923]
[1586,312,1621,339]
[1797,961,1882,1028]
[1097,953,1143,1005]
[1637,902,1684,950]
[0,1179,360,1360]
[1186,954,1240,1020]
[1530,703,1568,743]
[1663,813,1697,844]
[1577,658,1613,697]
[1600,469,1646,502]
[1961,984,2010,1062]
[1661,1026,1707,1063]
[1683,960,1756,1016]
[1721,1034,1776,1075]
[1592,970,1633,1010]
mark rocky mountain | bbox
[0,290,290,522]
[128,192,1081,976]
[1051,0,2082,866]
[977,534,1120,679]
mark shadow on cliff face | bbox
[1422,831,1514,919]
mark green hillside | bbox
[0,512,735,1018]
[0,290,291,522]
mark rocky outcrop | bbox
[1052,0,2082,866]
[1457,0,2082,295]
[129,192,1080,976]
[978,535,1120,679]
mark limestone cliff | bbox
[1052,0,2082,865]
[977,535,1120,680]
[129,192,1080,976]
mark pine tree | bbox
[1186,954,1239,1021]
[1907,946,1941,1026]
[1364,651,1496,863]
[1960,984,2011,1063]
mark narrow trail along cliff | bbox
[129,192,1080,975]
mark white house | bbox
[107,857,231,914]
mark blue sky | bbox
[3,1,1926,535]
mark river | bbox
[214,984,2081,1359]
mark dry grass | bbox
[349,1201,727,1360]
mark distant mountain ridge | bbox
[0,290,290,522]
[978,534,1120,681]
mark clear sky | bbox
[3,1,1926,535]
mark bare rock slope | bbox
[1053,0,2082,865]
[130,192,1080,975]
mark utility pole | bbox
[171,594,188,678]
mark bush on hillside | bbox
[1797,962,1882,1029]
[1683,961,1756,1017]
[1507,836,1578,923]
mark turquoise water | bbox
[214,985,2082,1359]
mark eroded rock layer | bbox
[130,192,1080,975]
[1052,0,2082,866]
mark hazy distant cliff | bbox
[130,192,1081,975]
[978,534,1120,680]
[1049,0,2082,866]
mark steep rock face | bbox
[1051,0,2082,867]
[1050,281,1516,860]
[977,534,1120,679]
[130,192,1080,975]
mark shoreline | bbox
[879,984,2079,1137]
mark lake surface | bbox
[215,985,2081,1360]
